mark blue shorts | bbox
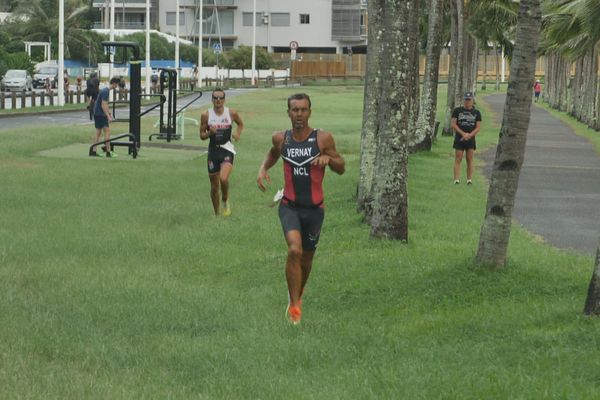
[94,115,109,129]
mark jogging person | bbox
[533,79,542,103]
[200,88,244,216]
[451,91,482,185]
[256,93,345,325]
[91,77,120,158]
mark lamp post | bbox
[197,0,203,87]
[145,0,150,94]
[251,0,256,86]
[175,0,180,91]
[58,0,64,106]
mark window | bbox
[300,14,310,24]
[270,12,290,27]
[166,12,185,26]
[242,12,262,27]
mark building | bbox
[93,0,367,54]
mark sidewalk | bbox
[481,94,600,255]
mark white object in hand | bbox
[273,189,284,203]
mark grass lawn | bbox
[1,85,599,399]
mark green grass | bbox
[0,85,598,399]
[535,100,600,156]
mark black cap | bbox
[464,91,474,100]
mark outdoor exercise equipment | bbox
[88,40,168,159]
[148,68,202,143]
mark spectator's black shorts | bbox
[207,147,234,174]
[94,115,109,129]
[278,203,324,251]
[453,136,476,151]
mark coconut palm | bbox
[3,0,97,62]
[476,0,542,267]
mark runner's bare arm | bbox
[257,131,285,191]
[199,111,213,140]
[231,109,244,141]
[313,131,345,175]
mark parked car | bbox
[33,66,58,89]
[1,69,33,92]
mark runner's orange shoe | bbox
[287,305,302,325]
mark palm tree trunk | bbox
[442,0,459,135]
[412,0,444,152]
[494,42,500,91]
[370,0,417,240]
[453,0,465,106]
[476,0,542,267]
[583,246,600,315]
[357,0,383,218]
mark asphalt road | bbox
[0,88,249,132]
[481,94,600,256]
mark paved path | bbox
[481,94,600,255]
[0,89,249,132]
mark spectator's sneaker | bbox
[89,151,102,157]
[106,151,118,158]
[454,180,460,185]
[286,305,302,325]
[467,179,472,185]
[222,201,231,217]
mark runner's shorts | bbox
[207,147,235,174]
[453,135,476,150]
[94,115,109,129]
[278,203,325,251]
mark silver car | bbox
[1,69,33,92]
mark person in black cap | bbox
[451,91,482,185]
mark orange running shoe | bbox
[287,305,302,325]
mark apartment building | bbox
[93,0,367,54]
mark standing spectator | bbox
[191,65,199,91]
[85,72,100,121]
[118,77,126,100]
[533,79,542,103]
[91,77,120,158]
[451,91,482,185]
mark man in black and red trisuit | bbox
[257,93,345,325]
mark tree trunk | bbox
[357,0,383,219]
[370,0,417,240]
[494,42,500,91]
[482,48,488,91]
[411,0,444,153]
[453,0,465,106]
[583,246,600,315]
[476,0,542,268]
[442,0,459,135]
[407,0,422,151]
[580,46,598,127]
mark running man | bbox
[91,77,120,158]
[451,91,482,184]
[200,88,244,216]
[257,93,345,325]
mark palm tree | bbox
[476,0,542,267]
[411,0,445,153]
[369,0,419,240]
[357,0,383,219]
[541,0,600,129]
[5,0,96,62]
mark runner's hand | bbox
[257,168,271,192]
[311,155,330,167]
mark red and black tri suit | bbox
[278,129,325,251]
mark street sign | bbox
[212,43,222,54]
[289,41,299,50]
